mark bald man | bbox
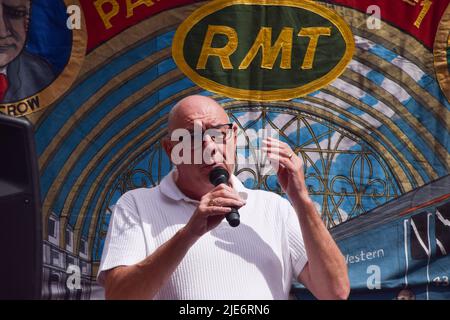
[97,95,349,300]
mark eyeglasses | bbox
[175,123,233,148]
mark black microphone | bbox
[209,167,240,227]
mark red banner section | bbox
[80,0,199,51]
[81,0,449,52]
[329,0,450,49]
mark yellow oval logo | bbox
[172,0,355,101]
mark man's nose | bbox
[0,8,12,38]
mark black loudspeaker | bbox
[0,114,42,299]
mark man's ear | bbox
[230,123,238,167]
[232,123,238,145]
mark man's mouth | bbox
[0,44,16,51]
[203,163,227,172]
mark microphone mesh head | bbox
[209,167,229,186]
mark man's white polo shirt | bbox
[98,170,308,299]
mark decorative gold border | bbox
[172,0,355,101]
[0,0,87,117]
[434,3,450,103]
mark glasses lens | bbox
[183,124,232,149]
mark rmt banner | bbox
[1,0,448,300]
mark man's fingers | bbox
[261,146,292,158]
[263,137,289,148]
[267,136,288,146]
[209,197,245,208]
[204,206,232,215]
[210,189,245,203]
[263,138,292,154]
[211,183,234,193]
[267,153,296,171]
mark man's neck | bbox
[173,171,209,201]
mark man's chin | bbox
[0,53,18,67]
